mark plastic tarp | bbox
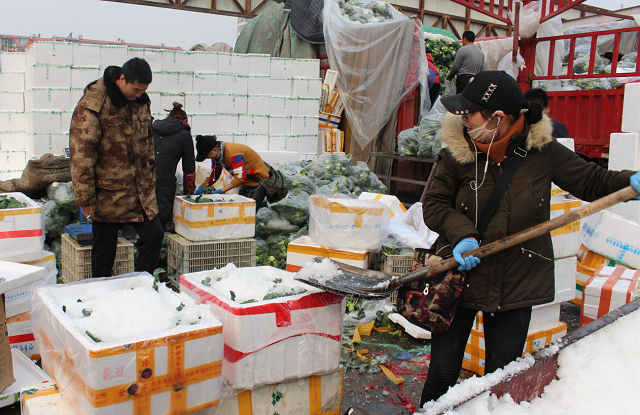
[499,52,526,80]
[508,1,541,39]
[535,13,565,91]
[475,38,513,71]
[323,0,427,149]
[563,16,640,56]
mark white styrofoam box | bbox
[270,96,299,116]
[6,266,55,319]
[161,50,193,72]
[217,52,249,75]
[191,51,219,73]
[286,235,370,272]
[298,152,319,162]
[358,192,407,219]
[529,303,562,333]
[193,72,218,93]
[608,132,640,171]
[72,43,101,67]
[70,66,100,89]
[258,151,300,167]
[291,115,319,135]
[20,383,74,414]
[269,115,291,135]
[180,267,344,390]
[0,72,25,92]
[551,256,578,304]
[190,113,217,135]
[217,93,248,115]
[245,134,269,152]
[292,77,322,98]
[550,195,582,259]
[0,111,27,131]
[146,91,161,113]
[159,92,185,112]
[161,71,194,93]
[31,274,224,415]
[270,77,292,97]
[0,52,27,72]
[217,73,248,94]
[298,134,321,153]
[581,210,640,269]
[214,113,240,133]
[298,58,320,78]
[70,88,84,107]
[270,57,300,77]
[239,114,269,134]
[26,88,71,111]
[0,150,27,171]
[229,133,247,145]
[247,95,270,115]
[146,71,163,92]
[0,350,51,408]
[174,194,256,240]
[8,312,41,360]
[27,111,62,133]
[184,92,217,114]
[247,54,271,76]
[607,202,640,225]
[298,97,321,115]
[622,82,640,132]
[551,138,574,197]
[61,111,72,132]
[26,65,71,89]
[27,133,69,157]
[309,195,391,251]
[126,48,162,71]
[0,92,25,111]
[24,249,57,274]
[0,193,44,262]
[246,75,270,95]
[0,131,27,150]
[269,134,298,152]
[0,261,46,296]
[580,266,640,325]
[99,45,128,67]
[26,41,73,66]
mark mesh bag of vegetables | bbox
[283,172,316,195]
[397,127,420,156]
[363,172,387,194]
[47,181,77,213]
[347,161,372,187]
[255,207,299,238]
[314,153,352,179]
[44,199,71,238]
[270,192,311,226]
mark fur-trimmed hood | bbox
[439,112,554,164]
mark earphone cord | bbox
[470,117,501,227]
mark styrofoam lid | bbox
[0,261,47,295]
[0,349,52,408]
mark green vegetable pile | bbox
[338,0,394,24]
[0,195,26,209]
[424,39,461,86]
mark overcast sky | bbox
[3,0,239,50]
[585,0,638,9]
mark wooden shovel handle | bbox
[398,186,639,287]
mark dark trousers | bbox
[456,74,474,94]
[239,184,267,209]
[420,305,532,405]
[91,213,164,278]
[429,83,441,107]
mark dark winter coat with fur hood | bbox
[423,113,634,313]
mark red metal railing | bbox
[540,0,587,23]
[448,0,587,26]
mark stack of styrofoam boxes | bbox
[187,52,322,166]
[317,69,345,155]
[609,82,640,223]
[0,51,28,179]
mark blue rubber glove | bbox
[452,238,481,271]
[194,186,204,195]
[631,171,640,200]
[211,189,223,195]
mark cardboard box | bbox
[270,58,299,77]
[70,66,100,89]
[0,131,27,150]
[269,115,291,135]
[269,134,298,152]
[580,266,640,326]
[0,111,27,132]
[246,75,270,95]
[215,368,343,415]
[27,133,69,157]
[191,51,218,73]
[286,235,370,272]
[0,72,25,92]
[292,77,322,98]
[622,82,640,132]
[247,94,270,115]
[298,134,321,153]
[173,194,256,241]
[185,92,217,114]
[99,45,128,68]
[270,96,299,116]
[550,195,582,259]
[247,54,271,76]
[26,88,71,111]
[291,115,319,135]
[161,50,193,72]
[217,93,248,115]
[0,92,24,111]
[298,59,320,78]
[239,114,269,134]
[0,193,45,262]
[180,267,344,390]
[26,65,71,89]
[159,92,185,112]
[72,43,101,66]
[270,77,292,97]
[581,210,640,269]
[26,41,72,66]
[358,192,407,219]
[298,97,321,116]
[161,71,193,93]
[27,111,62,133]
[31,274,224,415]
[0,52,27,72]
[193,72,218,93]
[217,52,249,75]
[218,73,248,95]
[245,134,269,152]
[126,48,162,71]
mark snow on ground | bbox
[418,309,640,415]
[296,257,344,284]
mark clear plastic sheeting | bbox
[476,38,514,71]
[498,52,526,80]
[535,13,565,85]
[323,0,427,149]
[563,17,640,55]
[508,1,541,38]
[392,202,438,249]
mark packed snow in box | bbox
[201,263,312,303]
[296,257,344,284]
[61,283,220,343]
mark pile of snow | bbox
[420,309,640,414]
[296,258,344,285]
[61,283,220,343]
[202,264,311,304]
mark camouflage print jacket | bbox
[69,66,158,223]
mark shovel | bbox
[295,186,639,299]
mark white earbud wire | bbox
[469,117,501,227]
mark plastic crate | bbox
[167,234,256,285]
[378,251,413,304]
[60,233,135,283]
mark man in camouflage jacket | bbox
[69,58,164,278]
